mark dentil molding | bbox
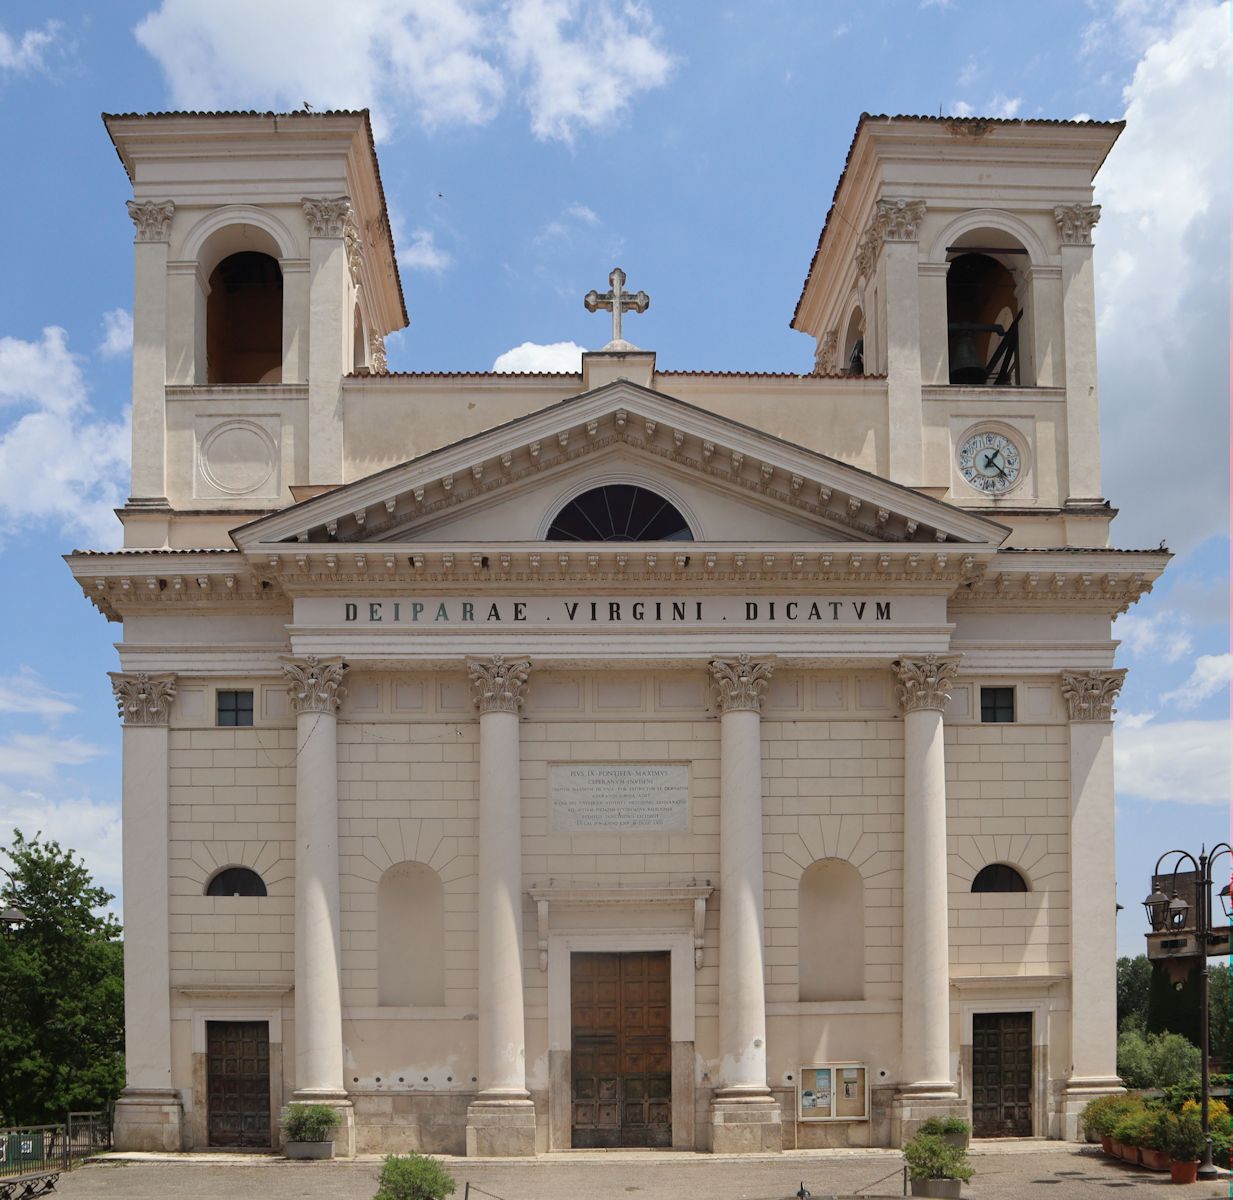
[301,196,353,238]
[1060,668,1125,721]
[468,655,531,714]
[126,200,175,243]
[892,654,961,713]
[282,655,348,714]
[1053,204,1101,246]
[110,671,177,725]
[708,654,774,714]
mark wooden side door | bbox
[971,1012,1032,1137]
[206,1020,272,1148]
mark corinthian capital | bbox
[301,196,353,238]
[1054,203,1101,245]
[282,655,348,714]
[110,672,177,725]
[892,655,961,714]
[369,332,388,373]
[708,654,774,714]
[874,197,927,242]
[126,199,175,242]
[468,655,531,714]
[815,329,839,375]
[1061,668,1125,721]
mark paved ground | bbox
[51,1144,1230,1200]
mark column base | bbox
[890,1086,964,1147]
[709,1090,782,1154]
[1061,1076,1123,1142]
[288,1091,355,1158]
[113,1088,184,1152]
[465,1096,537,1157]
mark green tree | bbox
[1210,962,1230,1071]
[1117,955,1152,1031]
[0,831,125,1125]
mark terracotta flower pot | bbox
[1138,1147,1169,1172]
[1119,1142,1140,1164]
[1100,1135,1114,1155]
[1170,1159,1199,1185]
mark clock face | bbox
[958,430,1022,495]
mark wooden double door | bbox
[571,952,672,1147]
[206,1021,272,1148]
[971,1012,1033,1137]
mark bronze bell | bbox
[949,330,985,384]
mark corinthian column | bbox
[708,655,782,1154]
[109,671,183,1151]
[465,655,537,1157]
[1060,668,1126,1138]
[891,655,962,1141]
[282,655,354,1153]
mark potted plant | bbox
[374,1152,457,1200]
[1137,1107,1172,1173]
[281,1102,342,1160]
[918,1117,971,1150]
[1110,1108,1149,1164]
[903,1131,975,1198]
[1166,1109,1205,1185]
[1080,1094,1126,1155]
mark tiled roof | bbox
[69,547,241,556]
[790,113,1126,329]
[659,369,887,380]
[348,370,583,379]
[101,109,408,327]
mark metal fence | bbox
[0,1112,110,1196]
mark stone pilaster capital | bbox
[892,654,961,714]
[874,197,927,242]
[1061,668,1125,722]
[368,332,388,374]
[468,655,531,715]
[1054,203,1101,246]
[815,329,839,375]
[708,654,774,714]
[282,655,348,714]
[109,671,177,726]
[126,199,175,242]
[301,195,353,238]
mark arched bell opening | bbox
[842,306,865,376]
[946,249,1024,386]
[206,251,283,384]
[352,303,366,372]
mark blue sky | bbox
[0,1,1227,957]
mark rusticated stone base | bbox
[112,1088,184,1152]
[890,1089,966,1147]
[465,1097,537,1157]
[709,1093,782,1153]
[288,1092,355,1158]
[1060,1077,1123,1141]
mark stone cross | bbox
[584,267,649,350]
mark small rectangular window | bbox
[980,686,1015,724]
[216,689,255,727]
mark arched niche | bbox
[798,858,865,1001]
[377,860,445,1007]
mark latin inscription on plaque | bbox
[550,763,689,833]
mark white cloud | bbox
[1114,609,1194,663]
[988,93,1022,118]
[0,325,129,547]
[504,0,674,143]
[98,308,133,358]
[135,0,672,144]
[535,202,603,246]
[0,20,61,73]
[0,669,78,722]
[399,228,453,275]
[1114,717,1231,804]
[1095,2,1232,552]
[957,58,983,87]
[0,733,106,782]
[1160,653,1233,710]
[949,100,975,117]
[1071,111,1093,122]
[832,23,851,38]
[492,340,584,372]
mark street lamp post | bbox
[0,864,27,928]
[1144,843,1233,1182]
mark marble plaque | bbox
[550,763,689,833]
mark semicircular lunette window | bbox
[546,484,694,542]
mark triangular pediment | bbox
[232,380,1010,551]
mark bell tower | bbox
[106,111,406,545]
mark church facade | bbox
[69,111,1166,1156]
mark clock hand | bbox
[983,451,1000,471]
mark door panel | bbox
[971,1012,1032,1137]
[571,952,672,1148]
[206,1020,272,1148]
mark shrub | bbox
[1117,1028,1201,1089]
[281,1103,342,1143]
[903,1132,975,1182]
[1164,1109,1206,1163]
[1111,1107,1152,1147]
[1081,1093,1144,1139]
[374,1153,457,1200]
[918,1116,970,1136]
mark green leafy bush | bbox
[1081,1093,1144,1139]
[1117,1028,1201,1089]
[281,1103,342,1143]
[1162,1109,1205,1163]
[918,1116,970,1136]
[1110,1107,1152,1147]
[903,1132,975,1182]
[374,1153,457,1200]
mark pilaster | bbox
[109,671,183,1151]
[466,656,537,1157]
[707,655,782,1154]
[1060,668,1126,1138]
